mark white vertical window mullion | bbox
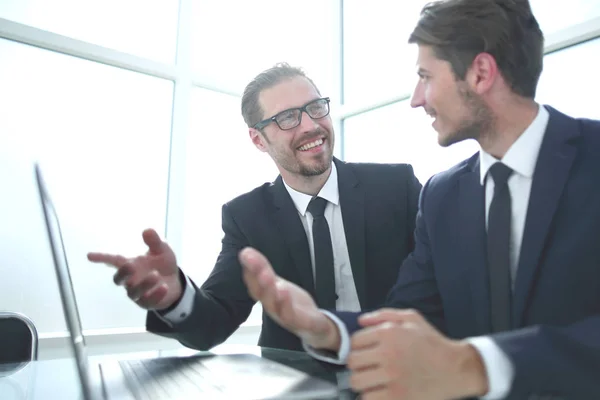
[164,0,193,259]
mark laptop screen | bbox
[35,164,96,399]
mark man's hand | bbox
[239,247,341,351]
[347,309,489,400]
[87,228,182,311]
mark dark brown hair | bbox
[409,0,544,98]
[241,63,320,128]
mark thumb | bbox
[142,229,165,254]
[238,247,273,274]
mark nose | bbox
[297,110,320,132]
[410,80,425,109]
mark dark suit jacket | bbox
[337,106,600,398]
[147,158,421,351]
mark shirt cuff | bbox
[466,336,515,400]
[302,310,350,365]
[154,274,196,326]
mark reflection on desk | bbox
[0,345,358,399]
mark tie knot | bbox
[489,162,513,186]
[308,197,328,218]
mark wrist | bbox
[157,268,185,313]
[308,315,341,352]
[324,316,341,351]
[453,341,489,398]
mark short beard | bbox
[439,85,495,147]
[261,128,333,177]
[297,154,332,176]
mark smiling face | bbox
[250,76,334,179]
[410,45,494,147]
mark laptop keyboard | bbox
[118,353,326,400]
[119,356,229,399]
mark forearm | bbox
[147,284,250,350]
[148,204,255,350]
[493,316,600,398]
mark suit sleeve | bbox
[404,164,422,253]
[145,203,256,350]
[492,317,600,397]
[335,176,446,335]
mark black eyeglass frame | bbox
[253,97,331,130]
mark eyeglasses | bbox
[253,97,330,131]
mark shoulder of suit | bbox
[577,116,600,141]
[426,152,478,193]
[223,180,276,212]
[544,104,600,146]
[341,162,419,191]
[341,160,415,176]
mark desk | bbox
[0,345,357,399]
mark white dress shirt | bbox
[282,162,361,312]
[306,105,550,400]
[156,161,362,326]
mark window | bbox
[530,0,600,36]
[536,37,600,119]
[0,38,173,332]
[0,0,179,63]
[182,88,279,324]
[190,0,341,97]
[343,101,479,184]
[342,1,429,105]
[1,0,599,341]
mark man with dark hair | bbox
[88,63,422,352]
[240,1,600,398]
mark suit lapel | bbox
[335,159,367,308]
[512,106,579,326]
[269,176,316,298]
[458,156,491,333]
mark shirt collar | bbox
[479,104,550,184]
[283,161,339,216]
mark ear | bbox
[466,52,498,95]
[249,128,268,152]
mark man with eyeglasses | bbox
[88,63,422,352]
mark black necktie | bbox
[487,162,513,332]
[307,197,336,309]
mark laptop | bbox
[34,163,339,400]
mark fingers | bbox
[88,230,172,310]
[239,247,277,300]
[142,229,165,254]
[349,367,390,393]
[125,270,161,300]
[248,262,281,310]
[121,268,169,309]
[347,325,401,396]
[358,308,424,327]
[349,321,395,353]
[113,261,137,285]
[238,247,273,276]
[87,252,128,267]
[88,228,165,265]
[136,284,169,309]
[347,344,385,371]
[239,247,288,318]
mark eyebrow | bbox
[272,97,321,116]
